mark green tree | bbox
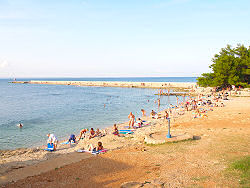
[197,44,250,88]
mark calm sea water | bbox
[0,77,196,150]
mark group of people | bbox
[46,127,106,151]
[46,89,228,151]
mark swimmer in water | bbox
[18,123,23,128]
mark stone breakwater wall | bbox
[28,80,196,89]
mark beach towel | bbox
[44,143,54,151]
[77,149,108,155]
[61,141,70,145]
[119,131,134,135]
[119,129,135,132]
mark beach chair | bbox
[44,143,54,151]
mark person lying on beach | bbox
[68,134,76,144]
[113,124,119,136]
[78,128,88,141]
[47,133,58,151]
[89,128,95,139]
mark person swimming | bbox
[18,123,23,128]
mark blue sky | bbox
[0,0,249,78]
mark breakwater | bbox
[12,80,197,89]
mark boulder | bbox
[120,181,143,188]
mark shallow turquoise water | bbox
[0,77,195,149]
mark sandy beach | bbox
[0,93,249,187]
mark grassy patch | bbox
[232,156,250,186]
[191,176,209,182]
[225,156,250,187]
[55,167,59,170]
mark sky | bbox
[0,0,249,78]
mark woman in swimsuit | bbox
[113,124,119,136]
[128,112,133,129]
[89,128,95,139]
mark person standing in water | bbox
[157,98,160,107]
[141,109,146,116]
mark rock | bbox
[142,184,161,188]
[151,179,164,186]
[120,182,143,188]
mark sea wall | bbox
[27,80,197,89]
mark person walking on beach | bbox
[128,112,135,129]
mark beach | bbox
[1,89,249,187]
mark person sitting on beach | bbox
[150,110,158,119]
[95,128,103,137]
[97,141,104,151]
[164,110,169,119]
[87,142,104,152]
[47,133,58,151]
[89,128,95,139]
[113,124,119,136]
[137,118,143,128]
[68,134,76,143]
[78,128,88,141]
[141,109,146,116]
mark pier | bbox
[11,80,196,89]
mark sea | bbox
[0,77,197,150]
